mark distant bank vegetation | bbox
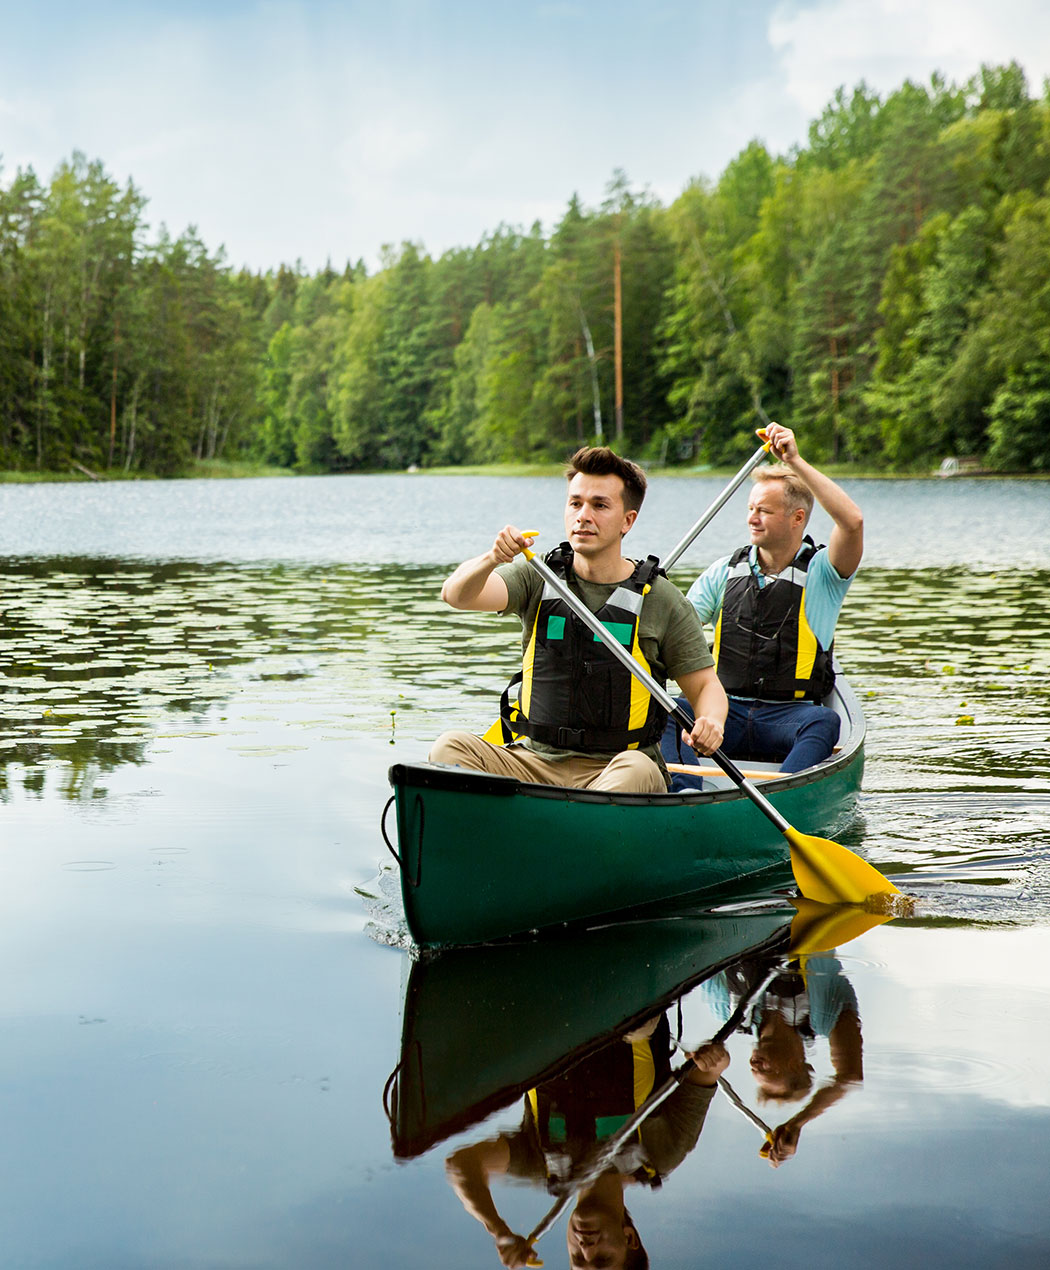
[2,61,1049,479]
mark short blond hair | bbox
[752,465,813,523]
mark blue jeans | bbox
[661,696,840,779]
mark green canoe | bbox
[386,910,792,1159]
[385,676,865,949]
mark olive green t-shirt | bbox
[495,557,713,764]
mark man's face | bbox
[746,480,802,551]
[564,472,635,558]
[750,1031,810,1098]
[567,1200,638,1268]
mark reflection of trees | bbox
[0,557,454,800]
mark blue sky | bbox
[3,0,1050,272]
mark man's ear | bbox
[624,1225,640,1250]
[621,507,638,537]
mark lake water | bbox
[0,473,1048,1268]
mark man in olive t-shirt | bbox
[429,447,726,794]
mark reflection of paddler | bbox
[706,954,863,1167]
[446,1014,728,1269]
[523,1015,672,1190]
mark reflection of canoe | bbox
[386,677,865,948]
[385,910,790,1159]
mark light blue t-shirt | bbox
[685,544,853,652]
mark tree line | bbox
[2,61,1049,478]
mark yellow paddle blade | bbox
[785,826,900,907]
[789,896,894,956]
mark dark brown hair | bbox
[565,447,647,514]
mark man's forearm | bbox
[787,454,862,533]
[441,551,500,609]
[445,1146,514,1240]
[690,675,728,731]
[442,525,527,610]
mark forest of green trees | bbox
[2,62,1049,478]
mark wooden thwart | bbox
[666,761,778,781]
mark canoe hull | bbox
[389,678,865,948]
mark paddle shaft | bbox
[662,439,771,572]
[717,1074,773,1136]
[523,549,794,838]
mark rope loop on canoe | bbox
[381,1054,405,1129]
[381,793,422,887]
[381,795,403,868]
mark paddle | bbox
[662,430,773,572]
[520,539,898,907]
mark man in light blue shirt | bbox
[663,423,863,779]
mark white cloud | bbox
[769,0,1050,116]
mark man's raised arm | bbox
[766,423,863,579]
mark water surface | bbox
[0,474,1048,1267]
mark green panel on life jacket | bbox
[595,621,633,646]
[546,616,631,646]
[545,1112,632,1143]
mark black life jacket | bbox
[725,960,816,1040]
[713,535,835,702]
[525,1016,671,1191]
[497,544,668,753]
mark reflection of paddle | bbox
[521,960,782,1264]
[521,540,899,907]
[662,431,772,571]
[718,1072,774,1141]
[789,895,893,954]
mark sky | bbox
[3,0,1050,273]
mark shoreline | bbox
[1,461,1045,484]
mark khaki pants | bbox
[429,730,665,794]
